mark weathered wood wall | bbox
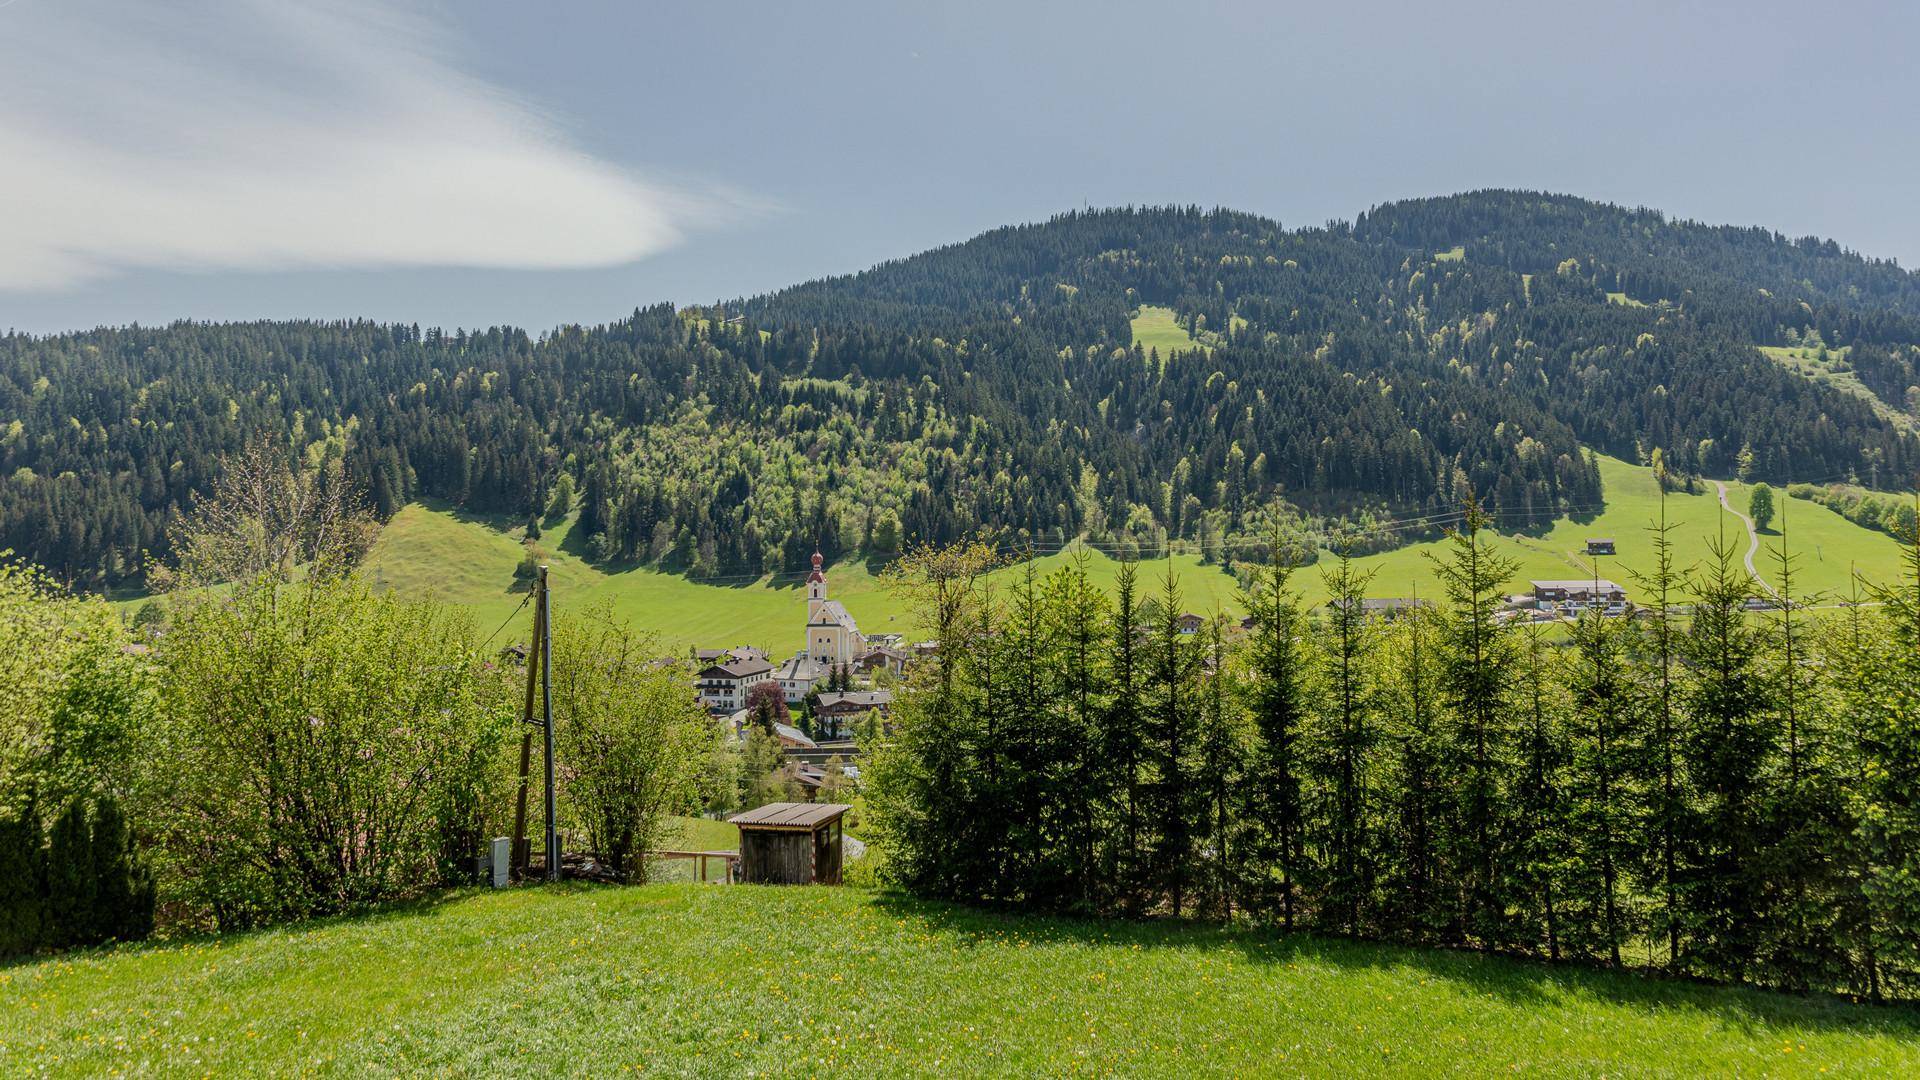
[739,830,815,884]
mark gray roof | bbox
[772,721,817,748]
[773,655,828,681]
[730,802,852,830]
[817,690,892,711]
[1531,579,1625,591]
[698,658,773,680]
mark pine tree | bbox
[1242,528,1311,928]
[1145,563,1201,916]
[1314,548,1379,936]
[1195,616,1245,918]
[1627,479,1689,966]
[1105,560,1147,913]
[1837,494,1920,992]
[1565,604,1645,965]
[1426,497,1522,947]
[1383,597,1445,941]
[1511,621,1570,960]
[1678,523,1778,983]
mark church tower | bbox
[805,550,827,627]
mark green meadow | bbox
[351,454,1909,655]
[1128,304,1206,358]
[5,883,1916,1077]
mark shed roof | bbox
[729,802,852,830]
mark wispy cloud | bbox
[0,0,730,289]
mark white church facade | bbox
[803,550,866,665]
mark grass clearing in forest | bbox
[1129,304,1206,360]
[6,883,1918,1076]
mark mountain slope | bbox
[3,193,1917,590]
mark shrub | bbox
[550,606,715,881]
[146,576,516,929]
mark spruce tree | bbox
[1679,524,1778,983]
[1628,474,1689,965]
[1838,495,1920,992]
[1426,497,1522,948]
[1144,563,1200,917]
[1565,603,1645,965]
[1512,620,1570,960]
[1105,560,1147,913]
[1242,528,1311,929]
[1314,548,1379,936]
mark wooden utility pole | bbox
[539,565,559,882]
[510,567,552,878]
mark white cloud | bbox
[0,0,725,289]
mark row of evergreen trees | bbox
[0,797,155,956]
[866,496,1920,1000]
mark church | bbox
[803,550,866,665]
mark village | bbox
[685,547,1655,804]
[688,552,910,801]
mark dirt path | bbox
[1714,481,1778,598]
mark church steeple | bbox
[805,550,827,625]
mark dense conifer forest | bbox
[4,191,1918,589]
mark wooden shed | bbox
[729,802,851,885]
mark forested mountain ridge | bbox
[4,192,1918,589]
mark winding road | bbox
[1713,481,1779,599]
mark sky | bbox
[2,0,1916,335]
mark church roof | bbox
[809,599,860,633]
[805,549,826,584]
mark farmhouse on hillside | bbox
[1531,579,1628,615]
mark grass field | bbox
[1129,304,1205,358]
[348,454,1910,655]
[5,883,1916,1076]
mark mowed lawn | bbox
[5,884,1917,1077]
[347,454,1909,655]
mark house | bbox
[868,632,906,649]
[694,657,774,712]
[803,551,867,665]
[1586,538,1617,556]
[852,644,909,677]
[813,689,893,739]
[772,654,829,705]
[1531,579,1628,615]
[1174,612,1205,635]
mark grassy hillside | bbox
[5,884,1915,1076]
[355,455,1908,655]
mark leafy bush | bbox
[550,606,715,880]
[145,576,517,929]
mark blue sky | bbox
[2,0,1914,335]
